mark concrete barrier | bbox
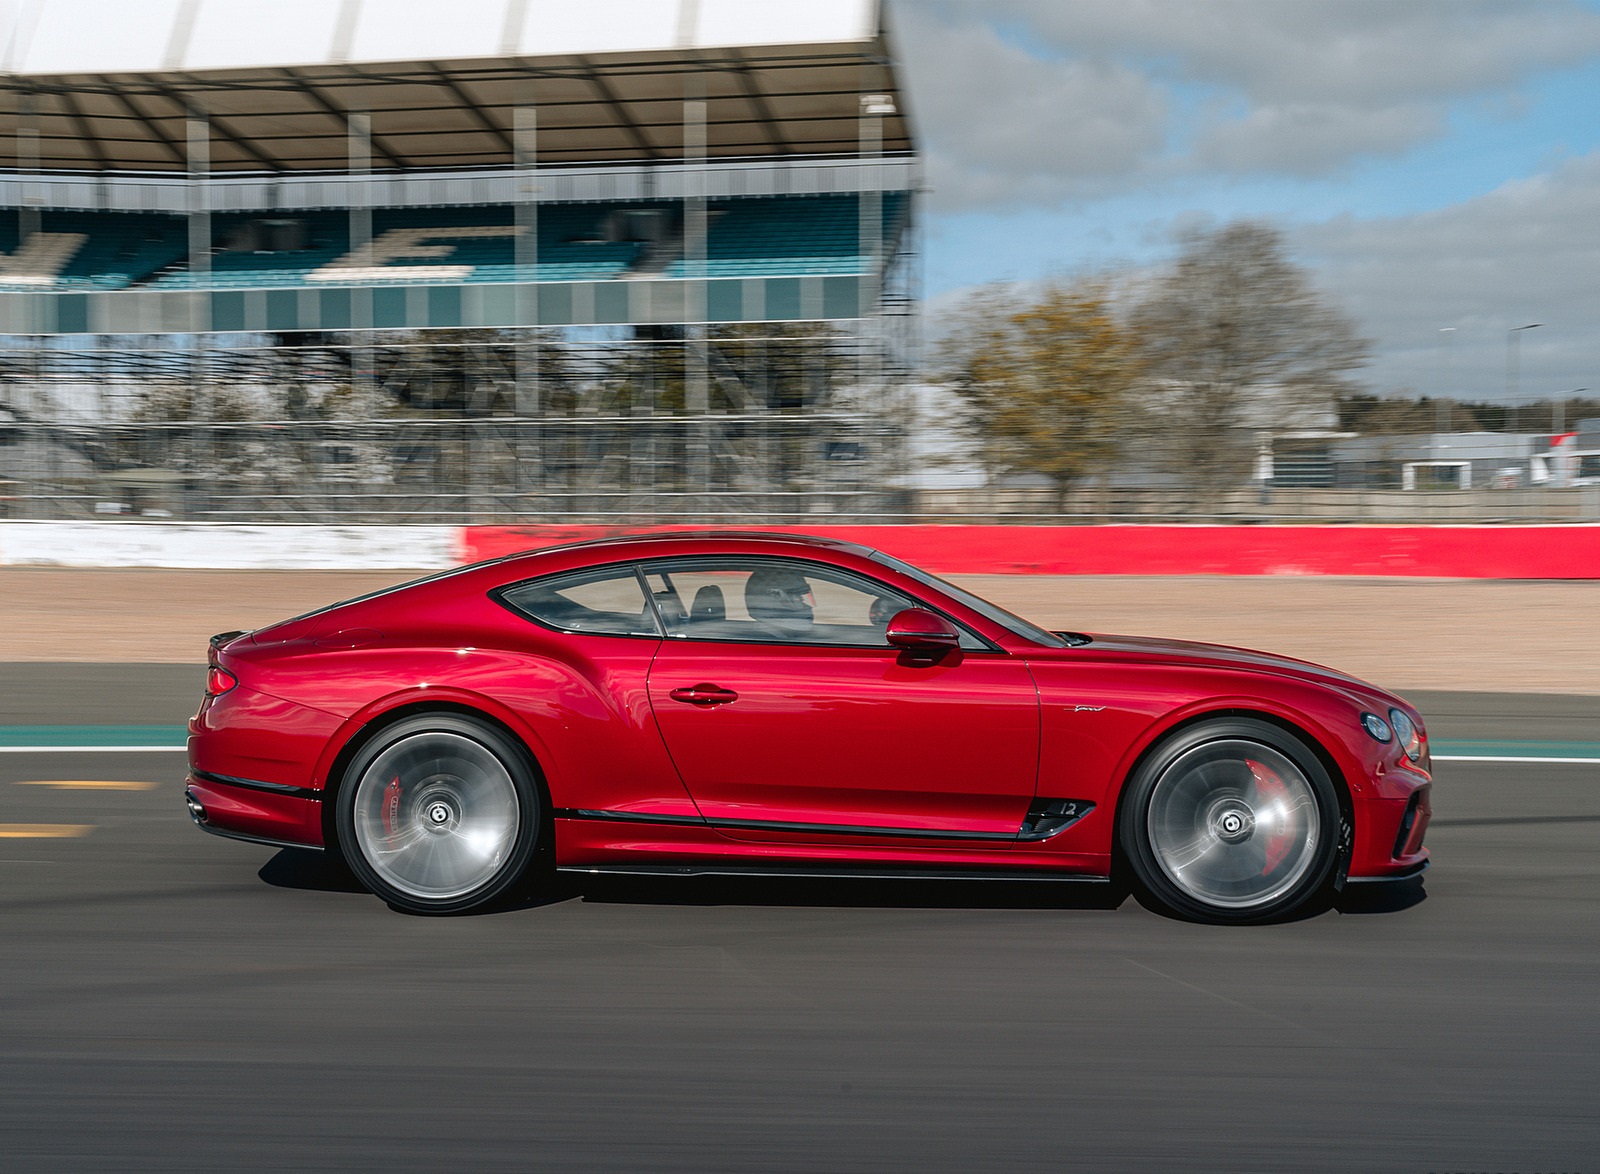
[4,521,1599,578]
[0,522,457,570]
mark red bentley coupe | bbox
[185,532,1431,922]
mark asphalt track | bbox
[1,666,1597,1171]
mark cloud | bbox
[1297,152,1600,401]
[1191,103,1445,177]
[895,0,1600,204]
[960,0,1600,104]
[895,16,1168,209]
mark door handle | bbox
[669,684,739,707]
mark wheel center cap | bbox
[1212,801,1256,844]
[428,802,452,826]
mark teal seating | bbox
[663,193,909,279]
[0,195,909,290]
[152,205,641,288]
[0,211,186,289]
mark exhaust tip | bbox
[184,788,207,825]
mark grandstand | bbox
[0,0,919,521]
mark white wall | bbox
[0,523,457,570]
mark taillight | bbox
[206,667,238,696]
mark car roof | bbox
[499,530,878,563]
[253,532,884,637]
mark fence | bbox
[911,486,1600,525]
[4,333,1597,526]
[0,327,915,523]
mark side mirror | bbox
[885,608,961,652]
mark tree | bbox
[939,280,1143,511]
[1130,221,1369,490]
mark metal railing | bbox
[5,332,1596,527]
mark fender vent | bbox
[1018,799,1094,842]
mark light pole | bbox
[1437,327,1455,434]
[1507,323,1542,422]
[1556,389,1587,435]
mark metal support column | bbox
[346,110,377,518]
[859,65,896,516]
[186,107,211,291]
[186,105,211,516]
[15,89,42,486]
[513,101,540,505]
[684,80,709,510]
[16,90,40,245]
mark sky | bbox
[4,0,1595,408]
[893,0,1600,407]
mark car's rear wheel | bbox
[335,714,539,914]
[1119,718,1339,924]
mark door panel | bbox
[648,640,1040,841]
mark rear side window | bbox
[498,566,659,637]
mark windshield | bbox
[868,552,1068,648]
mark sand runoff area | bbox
[2,567,1596,697]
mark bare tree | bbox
[1131,221,1369,490]
[940,280,1143,511]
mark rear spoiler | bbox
[209,630,248,651]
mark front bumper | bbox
[1347,767,1432,882]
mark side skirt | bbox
[555,800,1095,845]
[557,862,1111,883]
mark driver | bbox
[744,566,815,638]
[868,595,900,626]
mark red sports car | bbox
[185,532,1430,922]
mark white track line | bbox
[1433,755,1600,765]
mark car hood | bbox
[1057,632,1390,699]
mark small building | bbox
[1330,432,1551,489]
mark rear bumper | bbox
[187,681,342,851]
[185,771,324,850]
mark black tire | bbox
[1118,717,1339,924]
[335,713,541,914]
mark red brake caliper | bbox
[381,776,402,836]
[1245,758,1292,876]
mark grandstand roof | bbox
[0,0,912,174]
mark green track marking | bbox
[1432,740,1600,760]
[0,725,188,748]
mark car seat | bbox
[690,584,726,623]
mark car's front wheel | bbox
[1119,718,1339,924]
[335,714,540,914]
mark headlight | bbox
[1389,707,1423,764]
[1361,712,1392,743]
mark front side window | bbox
[498,565,659,637]
[640,558,986,649]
